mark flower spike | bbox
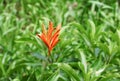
[37,21,61,56]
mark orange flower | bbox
[37,21,61,56]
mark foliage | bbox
[0,0,120,81]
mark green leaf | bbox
[88,20,96,40]
[3,27,17,36]
[58,63,80,81]
[46,70,59,81]
[69,22,86,34]
[79,50,87,73]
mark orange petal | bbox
[51,38,59,50]
[48,21,53,35]
[37,34,49,48]
[47,21,54,43]
[51,24,61,41]
[50,30,60,45]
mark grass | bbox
[0,0,120,81]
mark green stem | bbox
[48,50,51,56]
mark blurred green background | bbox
[0,0,120,81]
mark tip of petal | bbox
[49,21,53,25]
[56,24,61,30]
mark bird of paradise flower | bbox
[37,21,61,56]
